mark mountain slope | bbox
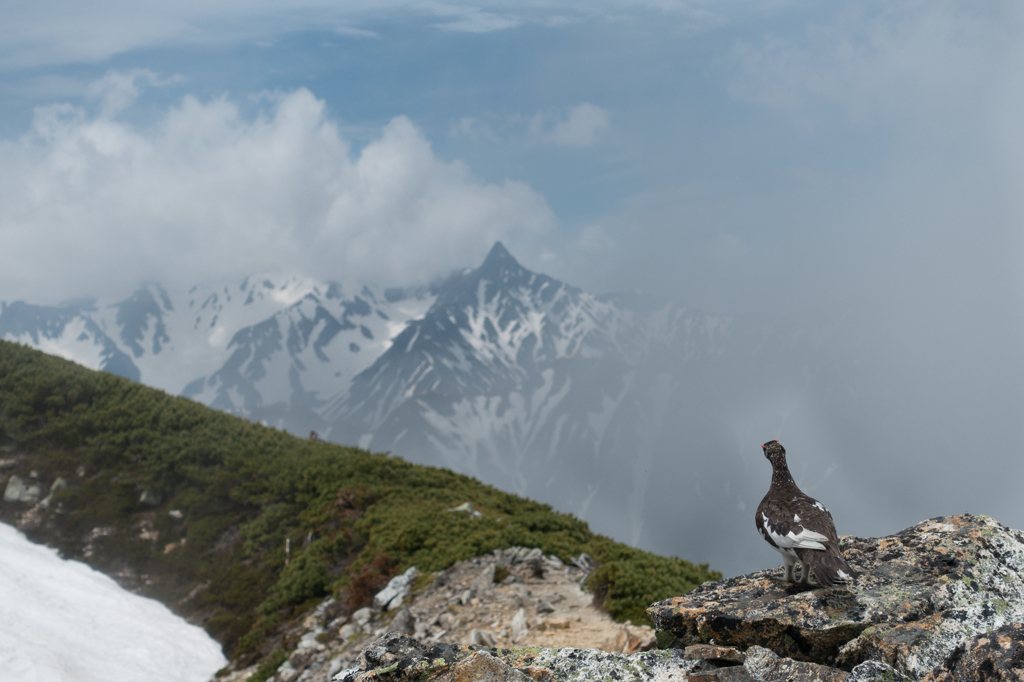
[0,340,719,672]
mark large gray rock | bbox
[649,514,1024,679]
[373,567,420,611]
[4,475,41,503]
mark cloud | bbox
[726,1,1024,141]
[0,78,555,302]
[530,103,610,147]
[85,69,185,117]
[428,5,522,33]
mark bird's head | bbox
[762,440,786,468]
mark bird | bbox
[755,440,858,586]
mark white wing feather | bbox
[761,512,828,550]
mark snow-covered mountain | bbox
[1,243,731,562]
[322,244,727,534]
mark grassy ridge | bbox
[0,340,719,665]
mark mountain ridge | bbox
[1,244,734,570]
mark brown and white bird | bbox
[755,440,857,586]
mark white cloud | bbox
[428,5,522,33]
[531,103,610,147]
[85,69,184,117]
[0,79,555,302]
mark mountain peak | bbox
[480,241,521,275]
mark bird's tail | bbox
[807,549,858,587]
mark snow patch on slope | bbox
[0,522,225,682]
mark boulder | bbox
[921,622,1024,682]
[649,514,1024,679]
[3,474,41,503]
[373,567,420,611]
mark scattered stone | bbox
[471,564,497,596]
[168,509,184,520]
[390,608,415,636]
[649,515,1024,679]
[373,566,420,611]
[257,546,656,682]
[4,475,41,503]
[39,476,67,510]
[139,489,162,506]
[511,608,528,643]
[468,628,498,647]
[275,659,299,682]
[536,600,555,614]
[353,607,374,628]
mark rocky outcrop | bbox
[332,632,707,682]
[649,514,1024,680]
[219,516,1024,682]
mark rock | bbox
[39,476,67,509]
[444,651,531,682]
[511,608,528,643]
[4,475,41,502]
[649,515,1024,679]
[445,502,482,519]
[275,659,300,682]
[921,622,1024,682]
[468,629,497,647]
[686,644,746,665]
[744,646,850,682]
[353,607,374,627]
[339,623,359,641]
[690,668,752,682]
[139,489,162,506]
[391,608,416,636]
[536,600,555,614]
[848,660,912,682]
[471,564,497,597]
[373,566,420,611]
